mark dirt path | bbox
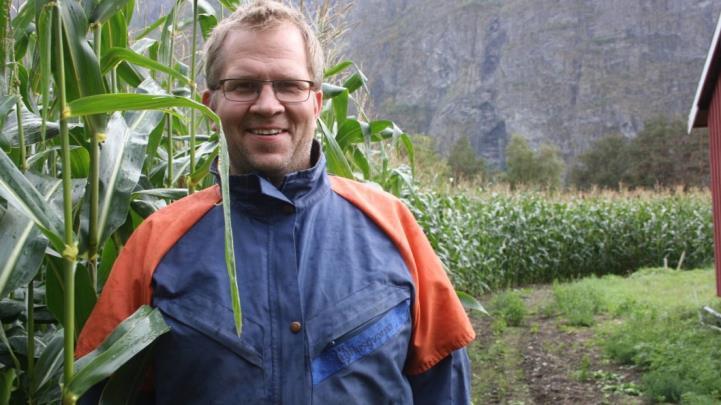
[469,287,644,404]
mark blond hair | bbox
[203,0,324,90]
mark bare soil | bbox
[469,287,644,405]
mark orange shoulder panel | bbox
[75,186,221,358]
[329,176,475,375]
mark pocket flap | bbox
[306,283,409,358]
[156,293,263,368]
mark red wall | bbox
[710,78,721,297]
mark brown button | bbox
[289,321,302,333]
[282,205,295,214]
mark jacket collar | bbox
[214,140,330,210]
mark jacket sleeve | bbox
[408,348,472,404]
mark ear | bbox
[201,89,215,109]
[312,89,323,119]
[202,90,219,131]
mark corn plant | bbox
[1,0,415,402]
[410,190,714,295]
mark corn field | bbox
[411,191,714,295]
[0,0,413,402]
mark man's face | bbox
[202,23,322,183]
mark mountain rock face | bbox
[342,0,721,167]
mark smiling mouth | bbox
[249,128,285,136]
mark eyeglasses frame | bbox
[215,78,317,104]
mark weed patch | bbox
[491,290,527,326]
[552,282,604,326]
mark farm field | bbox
[469,268,721,404]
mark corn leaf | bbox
[30,329,63,401]
[0,95,17,135]
[67,306,170,399]
[58,0,107,133]
[79,109,163,253]
[0,173,64,299]
[123,0,134,26]
[87,0,131,25]
[158,0,180,66]
[324,60,353,78]
[45,255,96,330]
[10,1,34,61]
[98,344,155,404]
[321,83,346,99]
[134,14,166,40]
[342,72,366,94]
[67,93,216,121]
[101,9,128,50]
[332,89,348,126]
[399,132,415,170]
[0,101,69,148]
[318,119,354,179]
[217,127,242,336]
[0,0,9,85]
[0,149,65,251]
[351,147,371,180]
[336,118,363,149]
[192,0,217,40]
[217,0,241,11]
[456,290,488,315]
[37,2,52,141]
[132,188,188,200]
[101,47,190,85]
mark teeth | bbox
[251,129,282,135]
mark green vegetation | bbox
[469,268,721,404]
[562,269,721,403]
[447,135,486,182]
[490,290,526,327]
[410,190,712,295]
[552,283,603,326]
[504,134,565,190]
[571,118,709,190]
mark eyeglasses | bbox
[217,79,315,103]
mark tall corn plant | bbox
[0,0,231,402]
[1,0,416,402]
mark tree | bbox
[570,134,632,190]
[505,134,536,187]
[447,135,485,181]
[536,143,565,190]
[505,134,564,189]
[626,117,709,189]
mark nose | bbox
[248,82,284,116]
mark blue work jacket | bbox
[78,147,474,404]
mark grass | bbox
[468,267,721,403]
[559,268,721,403]
[552,282,604,326]
[467,326,532,403]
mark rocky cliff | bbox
[342,0,721,167]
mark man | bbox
[77,1,475,403]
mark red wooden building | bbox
[689,14,721,297]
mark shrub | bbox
[491,291,526,327]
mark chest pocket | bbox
[306,284,411,385]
